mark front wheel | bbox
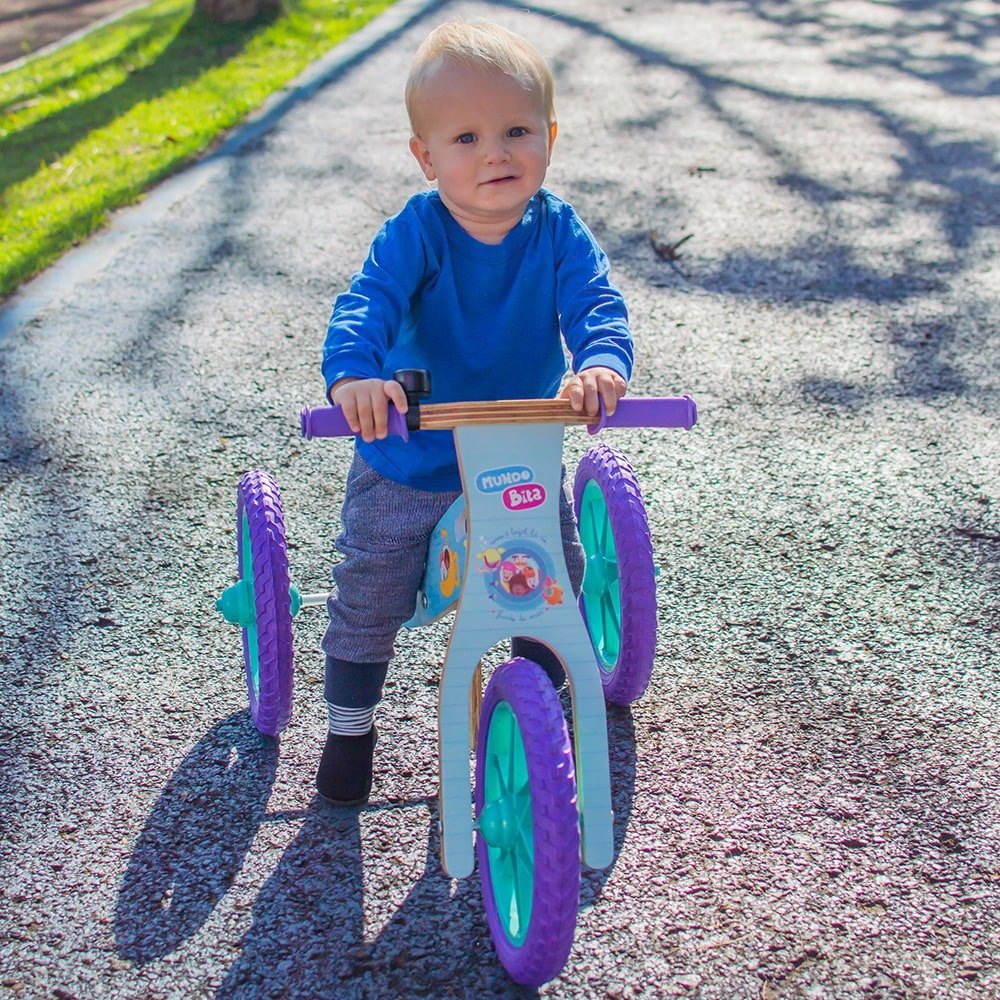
[475,658,580,987]
[574,444,657,705]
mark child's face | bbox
[409,59,556,242]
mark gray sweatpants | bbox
[322,451,585,702]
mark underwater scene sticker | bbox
[475,528,565,622]
[406,499,468,627]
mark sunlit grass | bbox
[0,0,397,298]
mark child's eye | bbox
[456,132,476,144]
[508,126,528,138]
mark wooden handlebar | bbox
[415,398,596,429]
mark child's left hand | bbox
[560,366,627,417]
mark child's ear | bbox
[409,135,437,182]
[547,121,558,163]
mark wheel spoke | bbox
[610,584,622,631]
[497,853,518,934]
[602,591,621,637]
[517,804,532,839]
[514,826,535,871]
[608,576,622,619]
[489,750,509,797]
[505,712,518,789]
[513,776,534,928]
[599,511,612,558]
[511,844,534,934]
[246,623,259,691]
[583,499,602,553]
[482,693,537,947]
[508,863,524,937]
[601,594,621,662]
[515,845,533,896]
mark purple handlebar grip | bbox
[588,395,698,435]
[299,405,410,442]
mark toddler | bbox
[318,18,633,805]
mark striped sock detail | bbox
[327,702,375,736]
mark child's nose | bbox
[483,139,511,163]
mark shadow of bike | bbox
[113,712,278,964]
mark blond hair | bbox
[405,18,556,133]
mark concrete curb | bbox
[0,0,445,341]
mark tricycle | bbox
[216,370,697,986]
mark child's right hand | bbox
[330,378,409,442]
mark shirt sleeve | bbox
[321,205,429,398]
[552,204,634,381]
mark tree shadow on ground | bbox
[496,0,999,253]
[114,712,279,963]
[489,0,998,412]
[746,0,1000,97]
[0,373,108,797]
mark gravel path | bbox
[1,1,998,996]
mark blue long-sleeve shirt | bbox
[322,188,633,490]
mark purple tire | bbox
[236,470,294,736]
[574,444,657,705]
[475,658,580,987]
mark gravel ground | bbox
[1,0,998,997]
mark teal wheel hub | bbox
[478,796,519,851]
[481,701,534,945]
[216,578,255,628]
[578,480,622,670]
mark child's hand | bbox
[560,366,627,418]
[331,378,408,442]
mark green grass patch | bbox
[0,0,397,299]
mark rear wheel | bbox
[475,658,580,987]
[234,470,294,736]
[574,444,657,704]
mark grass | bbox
[0,0,397,299]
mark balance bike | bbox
[217,371,697,986]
